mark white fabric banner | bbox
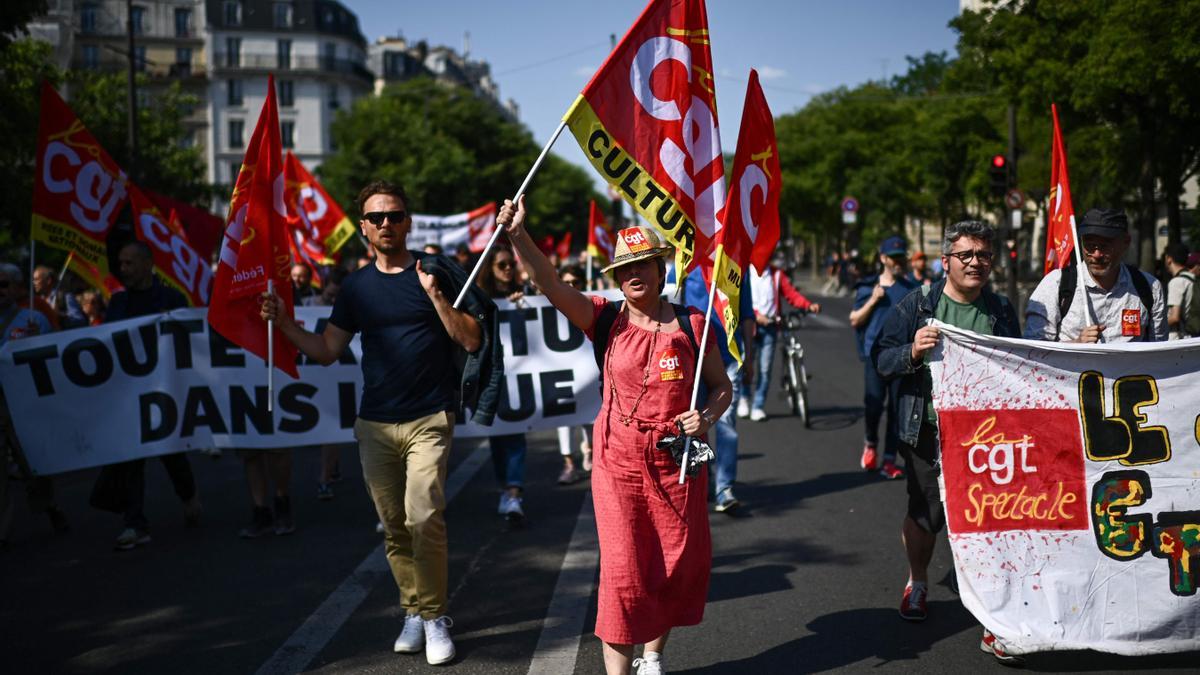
[930,323,1200,656]
[0,292,620,476]
[407,203,496,253]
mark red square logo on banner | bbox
[939,409,1089,533]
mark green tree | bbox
[320,78,602,243]
[0,38,60,256]
[952,0,1200,267]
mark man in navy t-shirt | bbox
[262,180,481,666]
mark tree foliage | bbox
[320,78,603,240]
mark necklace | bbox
[607,301,664,426]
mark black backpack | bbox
[1057,261,1154,341]
[1179,271,1200,337]
[592,301,699,382]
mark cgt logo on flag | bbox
[939,409,1089,533]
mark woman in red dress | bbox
[498,197,732,675]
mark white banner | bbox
[0,293,620,475]
[930,324,1200,656]
[407,203,496,253]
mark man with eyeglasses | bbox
[872,221,1024,663]
[261,180,502,665]
[1024,208,1166,343]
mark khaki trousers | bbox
[354,411,453,618]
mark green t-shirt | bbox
[924,293,993,424]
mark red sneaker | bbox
[899,582,927,621]
[879,460,904,480]
[981,628,1025,666]
[860,443,879,471]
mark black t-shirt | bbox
[106,280,188,321]
[329,259,457,423]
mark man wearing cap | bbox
[1024,207,1166,343]
[850,236,918,480]
[1162,243,1196,340]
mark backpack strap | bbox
[1059,262,1156,341]
[593,301,701,382]
[592,300,622,377]
[1057,262,1078,322]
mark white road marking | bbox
[805,313,846,329]
[255,443,491,675]
[527,493,599,675]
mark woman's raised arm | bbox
[498,196,596,331]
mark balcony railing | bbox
[212,53,372,82]
[73,56,209,81]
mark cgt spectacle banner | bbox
[930,324,1200,656]
[1,293,620,476]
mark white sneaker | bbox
[749,408,767,422]
[633,655,664,674]
[393,613,424,653]
[499,493,525,520]
[736,399,750,418]
[423,616,456,665]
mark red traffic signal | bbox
[991,154,1007,168]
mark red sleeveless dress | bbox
[585,296,714,644]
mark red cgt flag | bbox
[208,76,298,378]
[30,81,129,283]
[129,185,213,306]
[1045,103,1076,275]
[587,200,616,266]
[564,0,725,275]
[705,70,781,364]
[283,151,357,263]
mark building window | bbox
[82,44,99,69]
[322,41,336,69]
[227,79,243,106]
[229,120,244,149]
[81,3,98,33]
[133,45,146,72]
[180,132,195,149]
[230,162,242,184]
[327,84,340,109]
[277,39,291,70]
[174,8,191,37]
[281,121,295,149]
[224,0,241,27]
[225,37,240,67]
[175,48,192,76]
[273,2,293,28]
[130,5,145,35]
[278,79,294,107]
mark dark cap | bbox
[878,235,908,257]
[1078,208,1129,239]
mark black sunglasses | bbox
[363,210,407,226]
[494,261,513,270]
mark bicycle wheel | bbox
[786,352,801,418]
[796,358,810,428]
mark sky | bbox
[348,1,962,194]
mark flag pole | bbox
[50,252,72,304]
[29,239,36,314]
[1053,104,1100,339]
[454,119,568,309]
[267,279,275,412]
[679,257,720,485]
[586,251,594,290]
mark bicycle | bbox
[779,309,811,427]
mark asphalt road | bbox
[2,285,1197,674]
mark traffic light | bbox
[989,154,1009,197]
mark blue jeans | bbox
[740,324,777,411]
[488,434,526,489]
[863,363,900,462]
[713,361,741,494]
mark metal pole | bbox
[453,119,568,308]
[126,0,139,179]
[1006,104,1018,303]
[267,279,275,412]
[678,257,720,485]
